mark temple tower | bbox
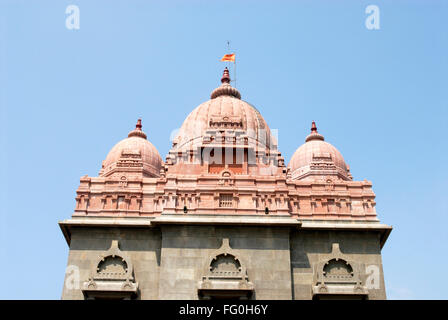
[60,69,391,300]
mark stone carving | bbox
[313,243,368,298]
[75,194,89,211]
[210,254,241,276]
[116,149,143,168]
[218,194,233,208]
[209,115,243,130]
[97,256,128,277]
[198,238,254,299]
[119,176,128,188]
[323,259,353,279]
[325,177,335,191]
[82,240,138,299]
[218,170,235,186]
[309,153,337,172]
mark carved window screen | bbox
[219,194,233,208]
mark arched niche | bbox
[82,240,138,300]
[312,243,368,300]
[198,238,254,300]
[210,253,242,276]
[323,258,354,280]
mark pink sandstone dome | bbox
[172,68,275,151]
[101,119,162,177]
[288,122,350,181]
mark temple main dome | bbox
[101,119,162,177]
[288,122,350,181]
[172,68,275,151]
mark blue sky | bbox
[0,0,447,299]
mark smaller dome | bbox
[288,122,351,181]
[101,119,162,177]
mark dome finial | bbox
[311,121,318,133]
[211,67,241,99]
[221,67,231,84]
[305,121,324,142]
[136,118,142,130]
[128,118,147,139]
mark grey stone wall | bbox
[61,225,386,300]
[158,226,292,300]
[290,230,386,300]
[61,227,161,300]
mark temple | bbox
[60,67,391,300]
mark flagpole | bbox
[222,41,236,87]
[226,41,236,88]
[234,54,236,88]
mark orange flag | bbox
[221,53,235,62]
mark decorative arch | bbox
[210,253,242,277]
[82,240,138,300]
[198,238,254,300]
[313,243,368,299]
[323,258,354,279]
[218,169,235,185]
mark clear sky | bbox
[0,0,447,299]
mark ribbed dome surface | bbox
[173,68,274,151]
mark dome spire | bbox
[311,121,318,133]
[128,118,147,139]
[136,118,142,130]
[211,68,241,99]
[221,67,231,84]
[305,121,324,142]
